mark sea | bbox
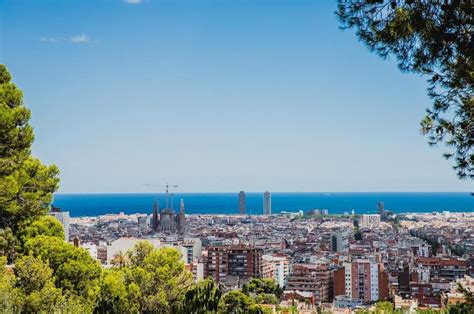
[52,192,473,217]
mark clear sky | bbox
[0,0,471,193]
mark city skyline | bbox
[0,1,472,313]
[1,1,471,193]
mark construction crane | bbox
[144,183,178,210]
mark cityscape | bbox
[0,1,473,313]
[48,189,474,313]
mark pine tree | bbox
[0,64,60,260]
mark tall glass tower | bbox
[263,191,271,215]
[238,191,246,215]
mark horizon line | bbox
[54,191,473,195]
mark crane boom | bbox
[144,183,178,209]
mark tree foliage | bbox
[24,235,102,308]
[95,269,139,314]
[337,1,473,179]
[218,290,255,314]
[0,256,19,312]
[242,278,283,306]
[0,64,60,258]
[180,277,222,314]
[18,215,64,243]
[101,241,194,313]
[111,250,129,268]
[130,245,194,312]
[13,254,65,312]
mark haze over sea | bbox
[53,192,473,217]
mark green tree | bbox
[244,278,282,297]
[13,254,65,313]
[337,2,473,179]
[254,293,278,305]
[114,242,194,313]
[18,215,64,243]
[95,268,139,314]
[218,290,255,314]
[127,240,154,266]
[0,64,60,257]
[448,302,474,314]
[0,227,18,262]
[111,250,129,268]
[448,281,474,313]
[374,301,394,313]
[0,256,21,312]
[180,277,222,314]
[24,235,101,309]
[248,304,273,314]
[139,246,193,312]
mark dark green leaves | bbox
[337,1,473,179]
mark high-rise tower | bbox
[177,198,186,234]
[377,202,385,215]
[238,191,246,215]
[263,191,271,215]
[152,201,159,232]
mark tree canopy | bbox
[25,235,102,309]
[0,64,60,261]
[180,277,222,314]
[337,1,473,179]
[218,290,256,314]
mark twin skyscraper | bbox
[238,191,271,215]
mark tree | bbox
[0,64,60,256]
[127,240,154,267]
[138,246,193,312]
[450,281,474,313]
[337,2,473,179]
[13,254,65,313]
[244,278,281,296]
[254,293,278,305]
[0,227,18,262]
[218,290,255,314]
[248,304,273,314]
[95,269,139,314]
[111,250,129,268]
[180,277,222,314]
[0,256,20,312]
[24,235,101,309]
[18,215,64,243]
[374,301,394,313]
[116,242,194,313]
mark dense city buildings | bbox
[68,207,474,312]
[360,214,381,229]
[330,230,349,253]
[341,258,389,302]
[262,254,289,287]
[263,191,271,215]
[206,244,262,285]
[286,263,335,303]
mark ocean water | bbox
[52,192,473,217]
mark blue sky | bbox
[0,0,470,193]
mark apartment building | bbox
[286,263,334,303]
[206,244,263,284]
[341,259,388,303]
[262,254,290,288]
